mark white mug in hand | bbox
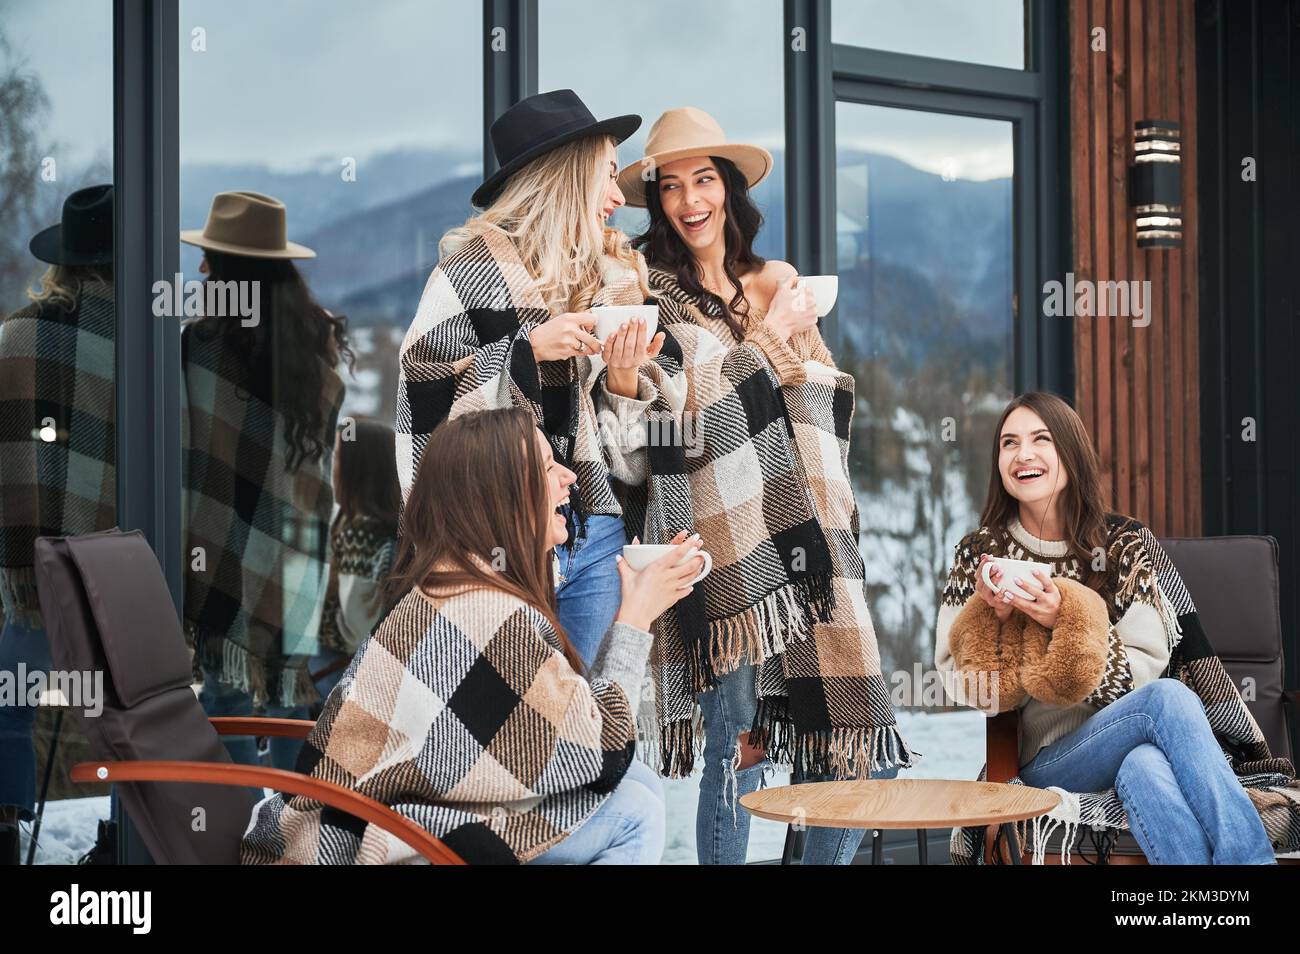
[621,543,712,585]
[981,557,1053,601]
[591,304,659,346]
[795,275,839,318]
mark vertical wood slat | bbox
[1069,0,1200,536]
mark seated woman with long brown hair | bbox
[241,406,703,864]
[936,391,1280,864]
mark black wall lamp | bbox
[1130,119,1182,248]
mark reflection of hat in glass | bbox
[473,89,641,209]
[616,107,773,208]
[29,184,114,266]
[181,191,316,259]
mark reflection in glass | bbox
[177,0,482,769]
[835,101,1013,717]
[0,1,115,863]
[833,0,1026,70]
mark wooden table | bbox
[740,778,1061,865]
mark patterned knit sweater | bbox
[317,515,398,656]
[935,515,1177,766]
[240,585,653,865]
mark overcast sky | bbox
[2,0,1014,179]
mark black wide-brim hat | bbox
[29,183,114,266]
[472,89,640,209]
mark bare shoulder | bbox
[746,259,797,304]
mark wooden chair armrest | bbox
[983,710,1023,863]
[70,760,464,865]
[209,717,316,739]
[985,710,1021,783]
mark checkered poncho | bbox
[0,289,117,628]
[395,227,647,529]
[181,320,345,707]
[628,270,913,780]
[240,585,638,865]
[948,523,1300,863]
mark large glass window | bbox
[176,0,480,777]
[0,0,115,863]
[833,0,1026,70]
[836,102,1014,783]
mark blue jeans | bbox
[198,668,309,771]
[555,511,626,669]
[529,756,665,864]
[0,616,52,818]
[696,662,900,865]
[1019,678,1276,864]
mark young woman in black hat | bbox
[0,184,116,863]
[396,89,671,671]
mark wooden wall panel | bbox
[1069,0,1201,535]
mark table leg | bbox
[781,824,797,865]
[1000,822,1023,865]
[916,828,928,865]
[871,829,882,865]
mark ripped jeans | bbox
[696,663,899,865]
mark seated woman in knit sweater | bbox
[241,407,705,864]
[935,391,1275,864]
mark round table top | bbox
[739,778,1060,830]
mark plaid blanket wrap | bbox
[0,290,117,629]
[181,321,345,707]
[395,227,646,529]
[949,524,1300,864]
[630,269,913,779]
[240,586,637,865]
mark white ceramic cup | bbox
[621,543,712,585]
[981,557,1053,601]
[796,275,839,318]
[592,304,659,346]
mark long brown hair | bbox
[386,407,582,671]
[333,417,400,535]
[979,391,1109,574]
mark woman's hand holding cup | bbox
[764,274,818,343]
[603,318,666,398]
[976,554,1014,622]
[614,531,707,632]
[530,311,603,362]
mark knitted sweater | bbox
[240,584,654,865]
[935,515,1175,766]
[317,515,398,656]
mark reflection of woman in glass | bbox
[0,184,116,863]
[310,417,401,706]
[619,109,910,865]
[937,392,1279,864]
[243,407,701,864]
[180,191,351,771]
[397,90,665,669]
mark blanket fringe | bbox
[196,632,318,709]
[692,572,836,690]
[749,696,916,778]
[0,565,44,629]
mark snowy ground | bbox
[23,708,985,865]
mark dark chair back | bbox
[1159,535,1293,761]
[34,528,258,864]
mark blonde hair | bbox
[440,135,648,313]
[27,264,113,311]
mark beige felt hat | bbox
[616,107,773,208]
[180,191,316,259]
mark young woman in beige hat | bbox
[179,191,353,770]
[618,108,910,865]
